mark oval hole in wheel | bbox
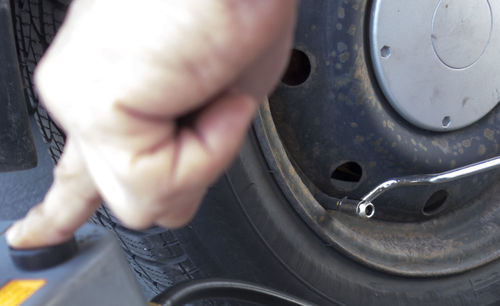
[422,190,448,215]
[331,161,363,191]
[281,49,312,86]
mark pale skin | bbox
[6,0,298,248]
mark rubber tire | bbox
[11,0,500,305]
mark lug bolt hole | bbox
[380,45,391,58]
[281,49,312,86]
[422,190,448,215]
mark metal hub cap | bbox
[370,0,500,131]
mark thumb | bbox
[6,138,101,249]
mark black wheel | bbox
[11,0,500,305]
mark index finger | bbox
[6,139,101,249]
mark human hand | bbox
[7,0,297,248]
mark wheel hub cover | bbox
[370,0,500,131]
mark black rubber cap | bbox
[9,237,78,271]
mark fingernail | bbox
[6,221,22,247]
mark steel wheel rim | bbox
[256,0,500,277]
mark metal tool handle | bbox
[354,156,500,219]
